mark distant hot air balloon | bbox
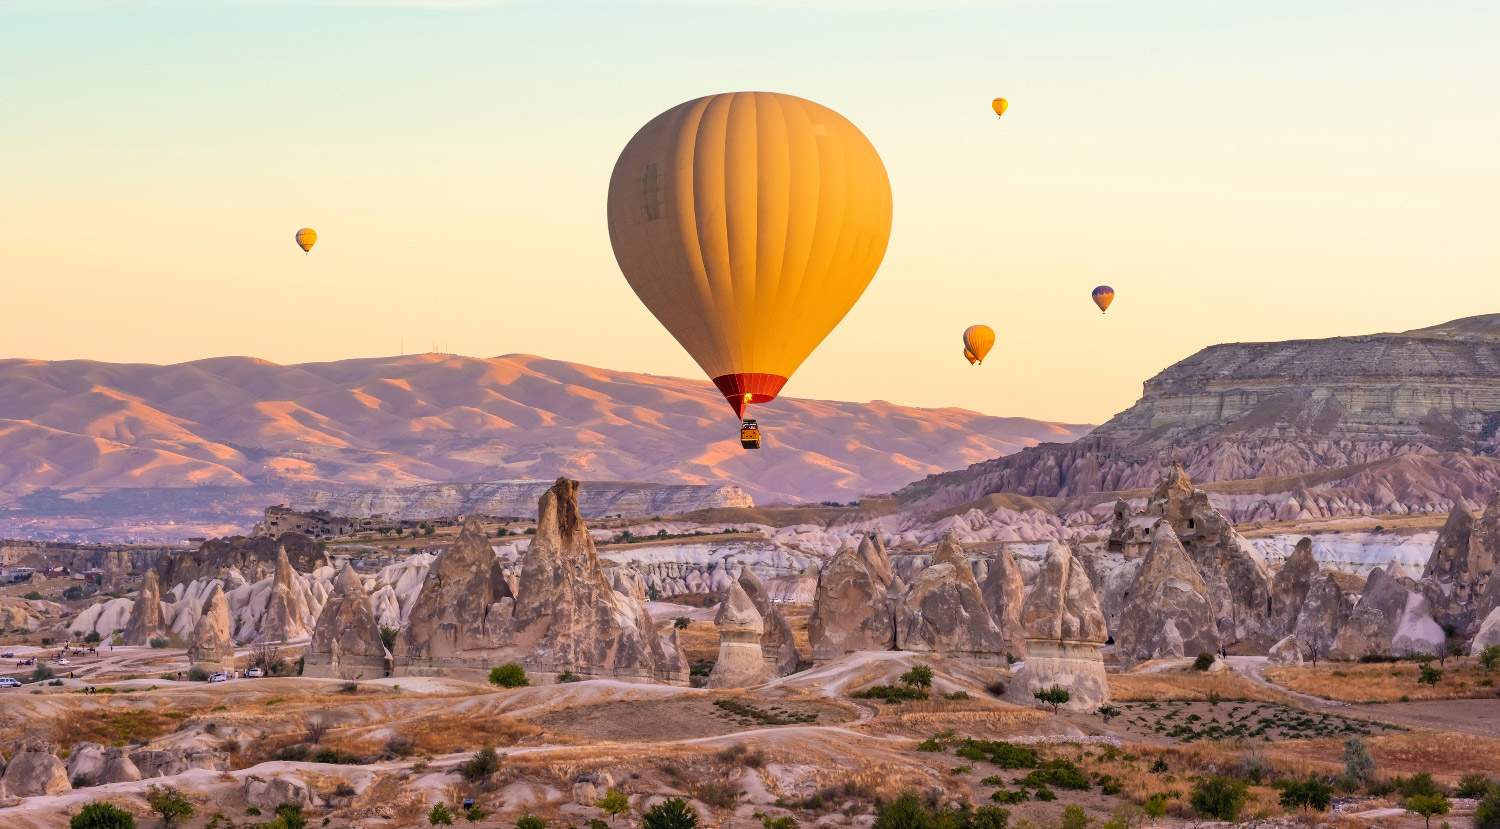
[295,228,317,253]
[963,325,995,365]
[607,92,893,438]
[1092,285,1115,313]
[992,98,1009,118]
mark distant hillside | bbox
[898,313,1500,514]
[0,353,1089,541]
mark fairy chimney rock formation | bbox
[1270,538,1320,638]
[809,540,895,662]
[304,563,392,680]
[122,569,167,646]
[1423,496,1500,635]
[1330,564,1445,658]
[1115,520,1221,665]
[1004,540,1109,711]
[736,564,799,676]
[980,542,1028,659]
[856,533,894,588]
[706,581,773,688]
[395,479,687,685]
[259,546,312,643]
[894,531,1010,661]
[187,583,235,672]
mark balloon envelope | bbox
[992,98,1009,118]
[607,92,893,419]
[295,228,317,253]
[1092,285,1115,313]
[962,325,995,365]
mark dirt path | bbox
[1224,655,1351,708]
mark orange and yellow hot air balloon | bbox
[991,98,1009,118]
[1092,285,1114,313]
[607,92,893,428]
[295,228,317,253]
[963,325,995,365]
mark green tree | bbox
[1418,665,1443,686]
[598,789,631,824]
[674,617,691,630]
[145,784,195,829]
[900,665,934,689]
[1189,775,1247,821]
[1279,779,1333,813]
[1033,685,1070,714]
[270,803,307,829]
[516,815,546,829]
[1475,783,1500,829]
[1341,735,1377,784]
[71,801,137,829]
[642,798,701,829]
[873,793,929,829]
[964,806,1010,829]
[1059,805,1092,829]
[83,630,102,644]
[1142,796,1168,819]
[31,662,55,682]
[1480,645,1500,674]
[462,746,501,783]
[1192,653,1216,671]
[489,663,529,688]
[429,803,454,826]
[466,805,491,822]
[1407,794,1450,829]
[379,625,399,653]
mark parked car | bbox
[208,672,228,683]
[56,658,70,666]
[0,652,13,659]
[246,667,263,678]
[0,677,22,688]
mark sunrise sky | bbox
[2,1,1497,424]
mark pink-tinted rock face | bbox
[304,563,391,680]
[808,543,895,662]
[1115,522,1220,665]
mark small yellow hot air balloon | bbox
[1092,285,1114,314]
[295,228,317,253]
[991,98,1008,118]
[963,325,995,365]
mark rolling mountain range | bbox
[898,314,1500,516]
[0,353,1089,541]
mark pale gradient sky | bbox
[2,1,1497,425]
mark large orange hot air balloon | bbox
[992,98,1009,118]
[1092,285,1114,313]
[607,92,893,428]
[295,228,317,253]
[963,325,995,365]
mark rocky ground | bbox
[2,644,1498,829]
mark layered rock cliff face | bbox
[157,534,329,590]
[1421,496,1500,636]
[899,315,1500,513]
[297,480,753,521]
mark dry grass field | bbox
[1109,669,1294,703]
[1267,657,1500,703]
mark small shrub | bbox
[379,625,399,652]
[674,617,691,630]
[462,746,501,783]
[916,738,944,752]
[273,803,308,829]
[186,666,209,682]
[31,662,55,682]
[83,631,102,644]
[1060,805,1092,829]
[1456,774,1494,799]
[71,801,137,829]
[1149,759,1168,774]
[1190,775,1248,821]
[642,798,700,829]
[1475,785,1500,829]
[1143,795,1168,819]
[991,789,1028,804]
[1342,735,1376,782]
[516,815,546,829]
[488,663,529,688]
[149,636,169,649]
[1419,666,1443,686]
[467,805,491,822]
[1280,778,1333,812]
[598,788,631,823]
